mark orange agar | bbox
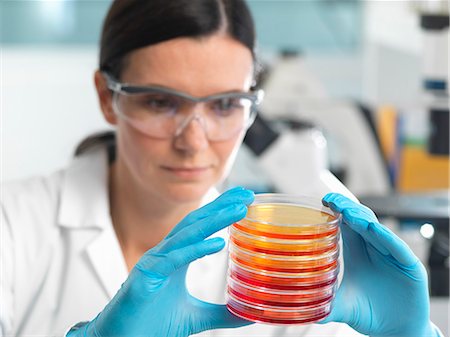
[226,198,340,325]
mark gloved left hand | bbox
[320,193,441,337]
[67,187,255,337]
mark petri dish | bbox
[226,193,341,325]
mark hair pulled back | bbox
[77,0,256,156]
[99,0,256,79]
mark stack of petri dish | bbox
[226,194,341,325]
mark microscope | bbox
[238,3,449,298]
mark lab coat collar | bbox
[58,146,111,229]
[85,224,129,298]
[58,146,128,297]
[56,144,223,298]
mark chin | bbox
[162,181,214,205]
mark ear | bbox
[94,70,117,125]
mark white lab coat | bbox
[1,145,365,337]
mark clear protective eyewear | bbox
[103,72,264,141]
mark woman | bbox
[1,1,442,336]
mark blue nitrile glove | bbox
[320,193,441,337]
[67,187,255,337]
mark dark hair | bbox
[99,0,256,79]
[76,0,256,157]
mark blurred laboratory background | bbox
[1,0,449,334]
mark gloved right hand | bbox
[320,193,442,337]
[67,186,254,337]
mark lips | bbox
[161,165,212,179]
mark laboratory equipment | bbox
[226,193,341,324]
[244,52,391,197]
[418,2,449,155]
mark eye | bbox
[140,94,179,113]
[211,98,244,116]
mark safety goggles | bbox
[103,72,264,141]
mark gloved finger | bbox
[136,237,226,278]
[323,193,377,221]
[322,193,389,256]
[157,202,248,253]
[339,215,368,264]
[323,193,418,267]
[191,300,253,333]
[315,275,349,326]
[164,187,254,240]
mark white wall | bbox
[2,46,111,182]
[361,0,423,108]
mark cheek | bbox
[213,132,245,178]
[116,123,160,174]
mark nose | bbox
[173,113,209,153]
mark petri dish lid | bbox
[244,193,341,228]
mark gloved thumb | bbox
[190,300,253,334]
[317,287,346,325]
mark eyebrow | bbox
[121,82,251,97]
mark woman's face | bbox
[105,34,254,204]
